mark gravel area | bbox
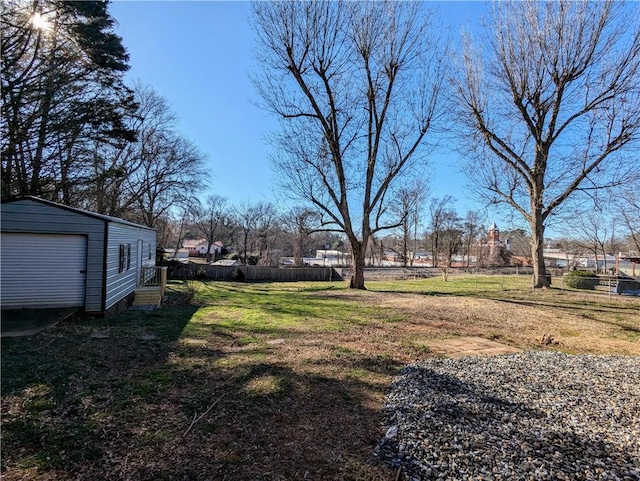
[377,351,640,481]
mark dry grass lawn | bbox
[2,278,638,481]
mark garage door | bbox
[1,233,87,308]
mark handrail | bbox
[139,266,168,296]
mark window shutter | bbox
[119,244,124,272]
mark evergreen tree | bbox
[1,0,136,202]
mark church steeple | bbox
[487,222,501,245]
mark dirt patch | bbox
[416,336,522,357]
[366,292,640,355]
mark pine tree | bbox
[1,0,136,202]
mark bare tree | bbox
[281,207,320,267]
[189,194,228,262]
[427,196,456,267]
[125,86,207,227]
[570,197,620,273]
[611,179,640,253]
[461,210,485,267]
[254,202,279,266]
[235,202,258,265]
[556,237,589,271]
[252,1,447,289]
[234,201,279,265]
[455,1,640,287]
[392,179,428,267]
[439,212,463,269]
[84,83,207,227]
[501,228,532,266]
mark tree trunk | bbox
[350,242,367,289]
[530,214,550,288]
[431,234,438,268]
[243,229,249,265]
[205,237,214,263]
[402,221,409,268]
[599,241,607,274]
[293,235,304,267]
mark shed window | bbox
[119,244,131,272]
[148,243,152,261]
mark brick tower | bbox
[487,222,502,247]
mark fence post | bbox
[608,279,611,300]
[160,267,167,296]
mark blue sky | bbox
[109,1,499,220]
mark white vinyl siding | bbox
[105,223,156,310]
[2,198,157,313]
[1,200,105,311]
[0,233,87,308]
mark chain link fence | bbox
[354,267,640,298]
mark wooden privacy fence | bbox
[358,266,540,281]
[168,264,342,282]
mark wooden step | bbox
[133,287,162,306]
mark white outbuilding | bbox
[1,197,158,315]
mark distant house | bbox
[182,238,205,256]
[1,197,157,315]
[618,252,640,278]
[168,249,190,264]
[182,238,224,257]
[314,249,348,266]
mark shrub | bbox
[183,281,197,304]
[246,255,260,266]
[565,270,599,290]
[195,267,208,281]
[232,268,245,282]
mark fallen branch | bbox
[182,392,227,438]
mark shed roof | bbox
[212,259,239,266]
[2,196,156,231]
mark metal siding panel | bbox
[1,200,157,312]
[104,223,157,310]
[1,233,87,308]
[1,199,106,312]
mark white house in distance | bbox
[1,197,158,316]
[182,238,224,257]
[280,249,349,267]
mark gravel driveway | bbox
[378,351,640,481]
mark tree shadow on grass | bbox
[1,305,198,396]
[0,305,198,477]
[1,304,402,481]
[121,360,399,481]
[489,296,640,314]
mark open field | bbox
[2,278,639,480]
